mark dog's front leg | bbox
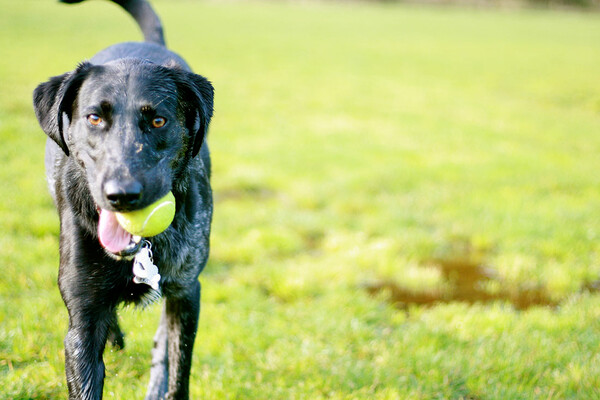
[165,280,201,400]
[146,307,169,400]
[63,309,112,400]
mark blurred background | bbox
[0,0,599,398]
[399,0,600,8]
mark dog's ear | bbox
[33,62,93,156]
[171,70,214,158]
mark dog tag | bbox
[132,241,161,291]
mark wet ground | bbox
[363,254,598,311]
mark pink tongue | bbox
[98,209,132,253]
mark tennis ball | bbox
[115,191,176,237]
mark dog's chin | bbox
[104,235,143,260]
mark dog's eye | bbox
[87,114,102,126]
[151,117,166,128]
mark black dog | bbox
[33,0,214,398]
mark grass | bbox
[1,0,600,398]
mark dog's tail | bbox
[59,0,165,46]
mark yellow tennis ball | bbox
[115,191,176,237]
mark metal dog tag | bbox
[132,241,161,291]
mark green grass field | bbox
[1,0,600,398]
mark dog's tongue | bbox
[98,209,132,254]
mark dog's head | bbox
[33,59,214,256]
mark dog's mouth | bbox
[98,208,142,258]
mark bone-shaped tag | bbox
[132,242,161,291]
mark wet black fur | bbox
[32,1,214,399]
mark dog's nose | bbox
[104,179,143,209]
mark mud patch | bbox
[364,254,600,310]
[215,184,276,202]
[301,230,325,252]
